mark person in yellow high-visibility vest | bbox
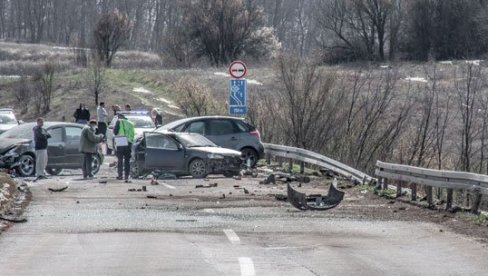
[114,114,135,182]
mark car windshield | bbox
[173,133,216,148]
[0,113,17,124]
[0,123,35,139]
[126,115,155,129]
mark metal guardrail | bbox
[263,143,375,184]
[375,161,488,195]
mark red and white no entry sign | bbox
[229,60,247,79]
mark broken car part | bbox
[287,183,344,211]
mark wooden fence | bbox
[375,161,488,213]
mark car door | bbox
[205,119,241,150]
[47,127,65,166]
[144,132,185,171]
[64,126,83,166]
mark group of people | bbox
[34,102,163,182]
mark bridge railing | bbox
[263,143,375,185]
[375,160,488,213]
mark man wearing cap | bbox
[114,114,135,182]
[79,120,104,179]
[96,102,108,138]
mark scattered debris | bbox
[233,185,240,188]
[195,183,218,188]
[274,194,287,201]
[176,219,197,222]
[260,174,275,184]
[99,180,107,184]
[287,182,344,211]
[150,178,159,185]
[146,195,157,199]
[260,172,310,184]
[233,175,242,180]
[0,214,27,223]
[48,186,68,192]
[142,186,147,192]
[220,194,226,199]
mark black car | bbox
[131,131,243,178]
[159,116,265,166]
[0,122,103,176]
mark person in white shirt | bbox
[96,102,108,138]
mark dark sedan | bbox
[131,131,243,178]
[0,122,103,176]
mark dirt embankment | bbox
[0,173,31,231]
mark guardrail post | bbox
[411,182,417,201]
[426,186,433,207]
[288,159,293,173]
[382,178,388,190]
[396,181,403,197]
[471,190,482,214]
[300,162,305,174]
[446,189,453,210]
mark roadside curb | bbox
[0,173,31,232]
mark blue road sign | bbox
[229,79,247,115]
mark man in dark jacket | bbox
[79,120,104,179]
[33,117,51,180]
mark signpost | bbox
[228,60,247,116]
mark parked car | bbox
[0,108,22,134]
[159,116,264,166]
[131,131,243,178]
[106,111,156,154]
[0,122,103,176]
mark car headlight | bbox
[207,153,224,159]
[3,147,19,158]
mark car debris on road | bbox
[287,180,344,211]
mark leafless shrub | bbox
[85,54,105,105]
[31,61,56,115]
[171,78,220,117]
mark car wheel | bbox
[189,158,207,178]
[46,167,63,176]
[241,148,258,167]
[90,156,101,175]
[16,154,35,176]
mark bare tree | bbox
[93,9,132,67]
[171,78,218,117]
[86,54,105,105]
[32,61,56,115]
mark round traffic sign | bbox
[229,60,247,79]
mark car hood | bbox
[0,138,31,153]
[190,146,241,157]
[0,124,17,132]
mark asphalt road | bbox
[0,156,487,276]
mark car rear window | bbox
[126,115,155,128]
[0,113,16,124]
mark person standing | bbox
[151,108,163,127]
[79,104,90,124]
[33,117,51,181]
[125,104,132,111]
[114,114,135,182]
[73,104,82,123]
[79,120,104,179]
[96,102,108,138]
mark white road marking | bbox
[238,257,255,276]
[204,209,215,213]
[161,183,176,189]
[223,229,240,245]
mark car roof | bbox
[22,121,85,128]
[161,116,245,130]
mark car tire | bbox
[189,158,207,179]
[46,167,63,176]
[241,147,259,167]
[16,154,35,177]
[90,155,102,175]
